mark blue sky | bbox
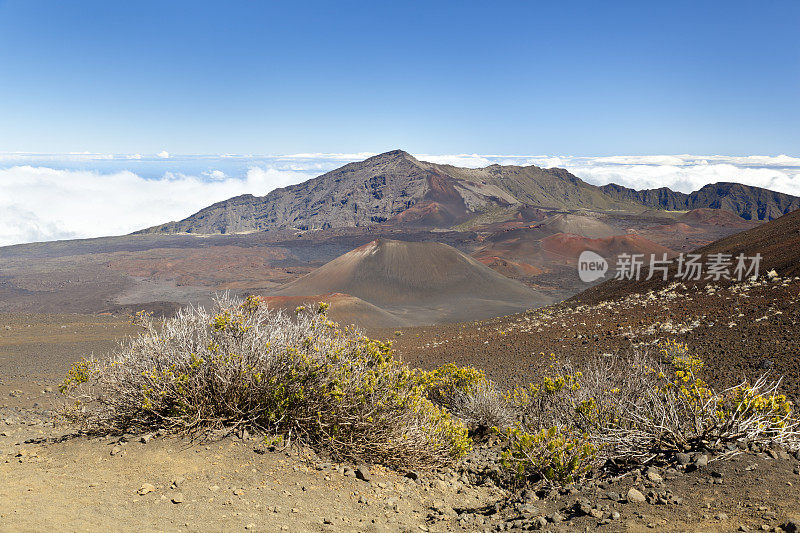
[1,0,798,155]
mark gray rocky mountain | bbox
[139,150,799,235]
[600,182,799,221]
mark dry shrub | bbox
[496,342,800,486]
[416,363,511,435]
[60,295,470,469]
[581,341,800,460]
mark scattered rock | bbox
[171,493,184,504]
[355,464,371,482]
[626,488,646,503]
[675,452,691,465]
[646,467,663,483]
[137,483,155,495]
[532,516,548,529]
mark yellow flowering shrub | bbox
[59,295,470,469]
[499,424,597,486]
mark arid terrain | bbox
[2,309,800,532]
[2,153,800,532]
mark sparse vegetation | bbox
[60,298,799,486]
[60,295,470,469]
[490,341,800,488]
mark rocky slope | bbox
[601,182,800,221]
[575,205,800,305]
[273,239,550,324]
[139,151,799,236]
[135,151,640,235]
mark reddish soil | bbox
[540,233,676,263]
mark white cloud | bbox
[202,169,228,181]
[157,150,170,159]
[559,156,800,196]
[0,165,309,246]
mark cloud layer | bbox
[1,152,798,247]
[0,164,309,246]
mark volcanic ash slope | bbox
[274,239,550,325]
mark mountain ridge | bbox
[600,181,800,220]
[137,150,800,235]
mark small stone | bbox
[137,483,155,495]
[611,511,621,520]
[171,493,184,504]
[233,488,244,496]
[433,479,448,491]
[694,454,709,468]
[519,503,540,517]
[646,468,663,483]
[245,524,256,530]
[140,434,153,444]
[209,485,220,492]
[385,497,399,511]
[355,465,371,482]
[575,500,593,516]
[715,513,728,521]
[626,488,646,503]
[404,471,419,481]
[675,452,691,465]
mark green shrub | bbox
[499,424,597,486]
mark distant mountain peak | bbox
[137,153,800,236]
[364,149,418,163]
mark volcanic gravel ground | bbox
[386,275,800,403]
